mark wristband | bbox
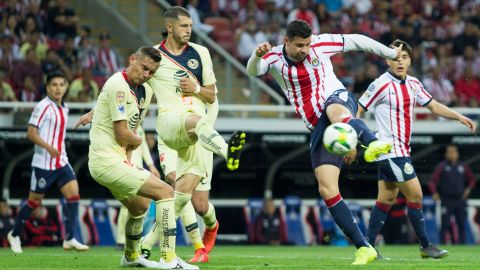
[194,84,201,94]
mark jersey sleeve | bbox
[246,50,276,76]
[311,34,345,56]
[200,47,216,86]
[108,81,129,122]
[28,102,50,128]
[414,80,433,106]
[358,79,389,111]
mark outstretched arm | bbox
[343,34,401,59]
[246,42,272,76]
[426,99,476,133]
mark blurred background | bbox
[0,0,479,248]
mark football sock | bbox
[366,201,391,246]
[326,194,368,248]
[202,202,217,230]
[180,200,204,250]
[407,202,430,248]
[174,191,192,217]
[124,212,146,261]
[195,117,228,159]
[65,195,80,241]
[12,199,40,237]
[116,205,128,245]
[140,222,158,251]
[156,198,177,263]
[345,118,377,146]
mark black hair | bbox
[286,20,311,39]
[164,6,190,21]
[136,46,162,62]
[389,39,412,57]
[46,71,67,85]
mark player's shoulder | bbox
[368,72,392,90]
[312,33,343,44]
[103,72,128,93]
[35,96,53,109]
[406,75,422,85]
[262,45,283,61]
[188,42,208,52]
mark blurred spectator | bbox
[352,64,379,97]
[186,0,213,35]
[12,48,42,91]
[19,76,39,102]
[24,206,60,247]
[3,14,22,44]
[19,30,48,61]
[452,22,478,56]
[454,66,480,106]
[67,68,99,103]
[42,49,70,80]
[342,0,372,16]
[253,199,287,245]
[25,2,46,33]
[48,0,78,39]
[235,16,267,65]
[20,15,46,44]
[96,32,122,76]
[0,71,17,101]
[0,34,20,74]
[423,67,456,106]
[452,46,480,81]
[238,0,265,25]
[429,144,477,244]
[57,36,78,74]
[73,25,91,48]
[263,0,285,29]
[77,35,98,71]
[265,18,285,46]
[287,0,320,34]
[0,199,15,247]
[315,0,343,15]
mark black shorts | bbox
[30,164,76,194]
[310,90,358,169]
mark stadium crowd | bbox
[0,0,121,103]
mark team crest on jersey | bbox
[116,91,125,103]
[368,84,375,92]
[38,177,47,189]
[404,162,414,175]
[187,59,199,69]
[311,58,320,67]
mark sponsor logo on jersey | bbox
[187,59,199,69]
[173,70,189,81]
[404,162,414,174]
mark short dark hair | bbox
[136,46,162,62]
[46,71,67,84]
[286,20,311,39]
[164,6,190,21]
[389,39,412,57]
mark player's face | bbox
[169,16,192,45]
[46,77,67,103]
[387,50,411,79]
[128,54,160,85]
[284,36,311,62]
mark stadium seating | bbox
[90,199,116,246]
[282,195,310,245]
[243,198,264,243]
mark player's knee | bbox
[193,201,209,216]
[129,205,148,216]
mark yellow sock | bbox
[181,200,205,250]
[116,205,128,245]
[124,212,145,261]
[202,202,217,230]
[156,198,177,263]
[195,117,228,159]
[140,222,159,251]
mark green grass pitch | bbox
[0,245,479,269]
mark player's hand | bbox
[148,164,160,178]
[47,146,60,157]
[391,43,404,59]
[179,77,198,94]
[343,149,357,165]
[255,42,272,57]
[459,115,476,134]
[74,110,93,129]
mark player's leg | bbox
[185,113,246,170]
[440,200,453,243]
[454,200,467,244]
[116,205,128,248]
[397,177,448,259]
[366,180,398,247]
[325,90,391,162]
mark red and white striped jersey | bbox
[28,97,69,170]
[358,72,433,160]
[247,34,396,130]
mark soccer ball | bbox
[323,123,358,155]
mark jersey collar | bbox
[387,70,406,84]
[282,45,300,66]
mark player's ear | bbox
[284,36,289,45]
[129,54,136,65]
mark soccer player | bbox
[7,71,89,254]
[359,39,476,259]
[247,19,403,265]
[115,127,160,249]
[88,46,197,269]
[141,6,242,263]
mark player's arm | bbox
[426,100,476,133]
[113,120,142,149]
[139,132,160,177]
[179,78,216,104]
[246,42,272,76]
[342,34,402,59]
[74,109,94,129]
[27,125,60,157]
[356,105,365,118]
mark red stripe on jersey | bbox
[311,42,344,48]
[50,108,58,170]
[56,106,65,169]
[287,66,301,116]
[400,83,411,153]
[296,62,318,127]
[36,104,52,127]
[366,82,390,109]
[262,51,281,60]
[392,83,406,156]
